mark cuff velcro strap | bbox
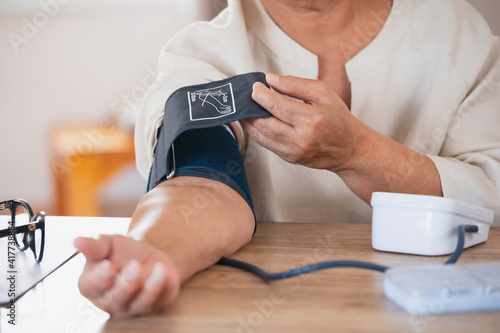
[150,72,271,189]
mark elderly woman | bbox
[75,0,500,317]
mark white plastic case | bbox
[384,262,500,315]
[371,192,494,255]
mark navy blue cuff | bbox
[148,124,256,233]
[170,125,253,210]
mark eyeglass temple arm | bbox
[0,221,44,238]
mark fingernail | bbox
[145,263,165,289]
[121,260,139,281]
[94,260,110,280]
[266,73,278,85]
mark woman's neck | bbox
[260,0,392,61]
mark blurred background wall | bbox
[0,0,227,217]
[0,0,498,217]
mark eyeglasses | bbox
[0,199,45,263]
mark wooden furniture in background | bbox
[51,125,135,216]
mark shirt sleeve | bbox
[134,0,254,179]
[428,36,500,226]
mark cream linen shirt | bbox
[135,0,500,226]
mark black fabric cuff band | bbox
[150,72,272,185]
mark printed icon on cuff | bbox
[188,83,236,121]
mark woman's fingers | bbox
[103,260,144,317]
[76,234,182,317]
[265,72,327,104]
[74,236,112,262]
[78,259,116,301]
[128,263,167,315]
[105,261,178,317]
[252,81,306,125]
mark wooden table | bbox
[2,221,499,333]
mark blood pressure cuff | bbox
[147,72,272,223]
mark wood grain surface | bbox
[3,222,499,333]
[102,222,500,333]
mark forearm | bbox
[336,121,443,204]
[127,176,254,283]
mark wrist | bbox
[331,116,374,176]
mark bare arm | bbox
[129,176,254,281]
[75,176,254,317]
[334,124,443,203]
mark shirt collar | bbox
[239,0,414,81]
[241,0,318,78]
[346,0,415,80]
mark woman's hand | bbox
[243,73,367,173]
[244,73,443,203]
[74,235,181,318]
